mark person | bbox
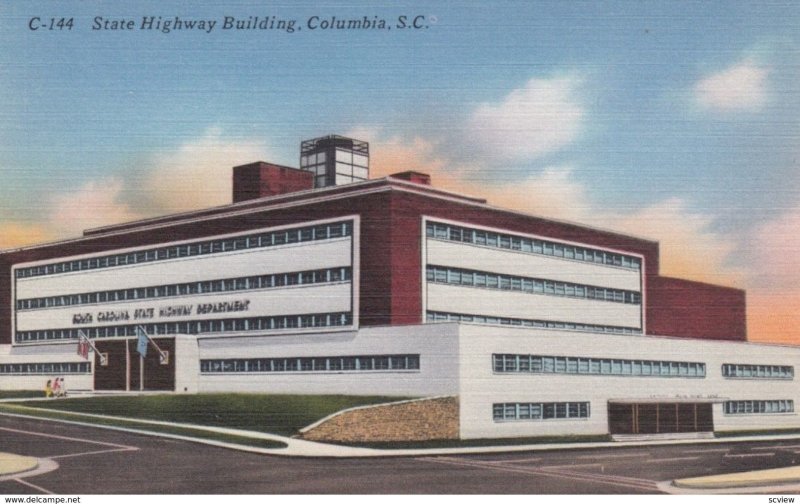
[44,379,52,398]
[58,377,67,398]
[52,377,61,398]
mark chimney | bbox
[232,162,313,203]
[389,171,431,185]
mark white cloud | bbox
[749,202,800,291]
[48,178,143,236]
[21,129,274,242]
[614,198,745,286]
[467,75,584,160]
[694,59,769,111]
[144,129,272,213]
[356,128,745,288]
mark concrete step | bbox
[612,432,714,442]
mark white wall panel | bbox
[15,238,352,300]
[456,324,800,439]
[427,283,642,329]
[196,324,460,397]
[0,374,93,393]
[174,335,199,394]
[0,343,93,392]
[16,283,352,332]
[427,239,641,292]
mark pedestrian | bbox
[44,379,52,398]
[52,377,61,398]
[58,377,67,398]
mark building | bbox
[1,134,797,440]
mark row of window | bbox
[17,267,352,311]
[426,311,643,335]
[426,222,642,271]
[300,149,369,168]
[722,364,794,380]
[0,362,91,375]
[15,312,353,343]
[427,266,641,305]
[200,354,419,374]
[15,221,353,279]
[302,163,369,181]
[723,400,794,415]
[493,402,591,422]
[493,354,706,378]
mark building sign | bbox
[71,299,251,325]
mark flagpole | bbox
[125,338,130,392]
[137,325,169,364]
[77,330,107,366]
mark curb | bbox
[673,476,800,490]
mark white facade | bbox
[196,324,460,397]
[456,323,800,439]
[422,217,644,333]
[2,209,797,441]
[11,216,358,345]
[2,318,800,439]
[0,342,94,391]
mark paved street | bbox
[1,415,799,494]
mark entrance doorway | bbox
[608,402,713,434]
[93,338,175,391]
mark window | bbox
[427,311,642,336]
[494,402,590,421]
[0,362,91,375]
[200,354,419,374]
[722,363,793,380]
[17,266,352,312]
[425,266,640,305]
[15,220,354,279]
[425,222,641,271]
[493,353,705,378]
[724,400,794,415]
[16,312,353,343]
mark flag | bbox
[76,334,89,360]
[136,326,148,357]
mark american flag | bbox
[77,336,89,360]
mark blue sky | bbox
[1,1,799,342]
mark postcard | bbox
[1,0,799,498]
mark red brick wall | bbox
[232,162,313,202]
[0,183,746,343]
[646,276,746,341]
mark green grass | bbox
[0,403,286,449]
[0,390,46,399]
[335,434,612,450]
[9,393,407,436]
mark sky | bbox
[0,1,798,344]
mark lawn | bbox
[0,390,46,399]
[10,393,406,436]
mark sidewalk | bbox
[673,466,800,490]
[0,452,38,477]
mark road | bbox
[1,415,799,494]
